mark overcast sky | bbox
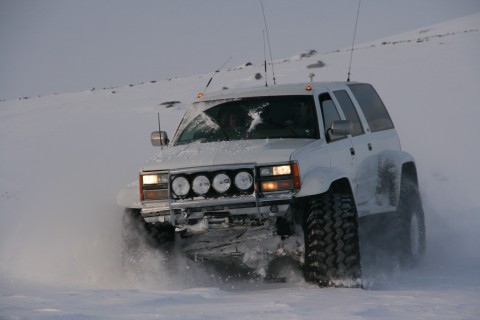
[1,0,479,101]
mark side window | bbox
[332,90,364,136]
[348,84,394,132]
[319,93,344,142]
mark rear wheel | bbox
[396,180,426,267]
[303,193,362,287]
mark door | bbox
[317,92,356,189]
[330,89,373,206]
[346,84,401,209]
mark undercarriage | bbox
[122,206,304,278]
[179,222,304,276]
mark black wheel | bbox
[304,193,362,287]
[122,208,147,252]
[121,208,175,262]
[396,179,426,267]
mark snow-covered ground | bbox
[1,13,480,319]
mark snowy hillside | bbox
[1,13,480,319]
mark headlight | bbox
[192,175,211,195]
[172,176,190,196]
[259,163,301,192]
[142,173,168,185]
[234,171,253,190]
[259,165,291,176]
[140,172,169,201]
[212,173,231,193]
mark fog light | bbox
[172,176,190,196]
[192,175,211,195]
[213,173,231,193]
[234,171,253,191]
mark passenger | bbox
[287,102,312,129]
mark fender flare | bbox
[377,150,417,207]
[295,166,352,198]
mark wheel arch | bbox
[377,150,418,208]
[401,161,419,187]
[295,167,353,198]
[329,177,354,196]
[292,175,355,225]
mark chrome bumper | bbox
[140,191,294,234]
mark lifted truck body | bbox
[118,82,425,284]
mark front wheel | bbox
[121,209,175,261]
[303,193,362,287]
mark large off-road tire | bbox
[396,179,426,267]
[304,193,362,287]
[121,209,178,282]
[122,208,145,249]
[121,209,175,260]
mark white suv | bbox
[117,81,425,286]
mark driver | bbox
[219,107,246,129]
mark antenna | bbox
[347,0,362,82]
[260,0,276,85]
[263,30,268,87]
[204,56,232,93]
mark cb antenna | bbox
[347,0,362,82]
[260,0,276,85]
[204,56,232,93]
[263,30,268,87]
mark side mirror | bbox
[330,120,353,136]
[151,131,169,147]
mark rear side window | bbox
[348,84,394,132]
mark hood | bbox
[142,139,314,171]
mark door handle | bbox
[350,147,355,156]
[368,143,372,151]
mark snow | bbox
[1,13,480,320]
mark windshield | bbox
[174,95,318,145]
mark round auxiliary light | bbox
[212,173,231,193]
[192,175,211,195]
[234,171,253,191]
[172,176,190,196]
